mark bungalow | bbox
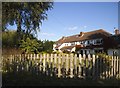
[53,29,116,55]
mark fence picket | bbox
[119,57,120,78]
[43,54,46,72]
[87,54,91,78]
[111,56,113,78]
[2,53,120,80]
[116,56,119,78]
[78,54,82,78]
[92,54,95,80]
[114,56,116,77]
[39,54,42,71]
[70,54,74,78]
[74,54,77,76]
[66,54,69,77]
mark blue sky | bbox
[7,2,118,41]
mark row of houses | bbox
[53,29,120,56]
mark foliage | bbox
[96,53,112,67]
[19,38,54,54]
[2,30,55,54]
[2,30,19,48]
[20,37,39,54]
[52,51,61,54]
[2,2,54,54]
[42,40,54,53]
[2,2,53,38]
[96,53,112,60]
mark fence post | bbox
[9,55,13,72]
[50,54,53,63]
[66,54,69,77]
[43,54,46,72]
[46,54,50,68]
[83,54,86,79]
[39,54,42,72]
[99,55,102,79]
[113,56,116,78]
[54,54,57,68]
[36,54,39,74]
[118,57,120,79]
[96,55,99,79]
[78,54,82,78]
[70,54,74,78]
[61,53,65,67]
[108,55,111,79]
[58,54,61,78]
[117,56,119,78]
[74,54,77,77]
[87,54,91,79]
[50,54,53,76]
[111,56,113,78]
[92,54,95,80]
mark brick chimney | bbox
[62,36,65,40]
[80,32,83,36]
[115,29,119,35]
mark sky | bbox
[7,2,119,41]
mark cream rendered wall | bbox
[53,44,57,51]
[71,47,76,52]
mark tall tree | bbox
[2,2,53,39]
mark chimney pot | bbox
[80,32,83,36]
[115,29,119,35]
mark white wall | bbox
[53,44,57,51]
[53,38,103,52]
[71,47,76,52]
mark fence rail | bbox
[2,53,120,80]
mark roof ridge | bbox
[83,29,108,34]
[65,29,111,38]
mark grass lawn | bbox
[2,71,120,87]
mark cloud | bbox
[83,26,87,29]
[79,25,87,30]
[68,26,78,31]
[40,32,55,36]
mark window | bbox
[71,42,75,46]
[87,41,90,45]
[94,39,103,45]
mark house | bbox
[53,29,116,54]
[107,29,120,56]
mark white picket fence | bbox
[2,53,120,79]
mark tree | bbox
[20,37,39,54]
[2,2,53,39]
[2,30,19,48]
[42,40,54,53]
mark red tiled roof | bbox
[56,29,111,44]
